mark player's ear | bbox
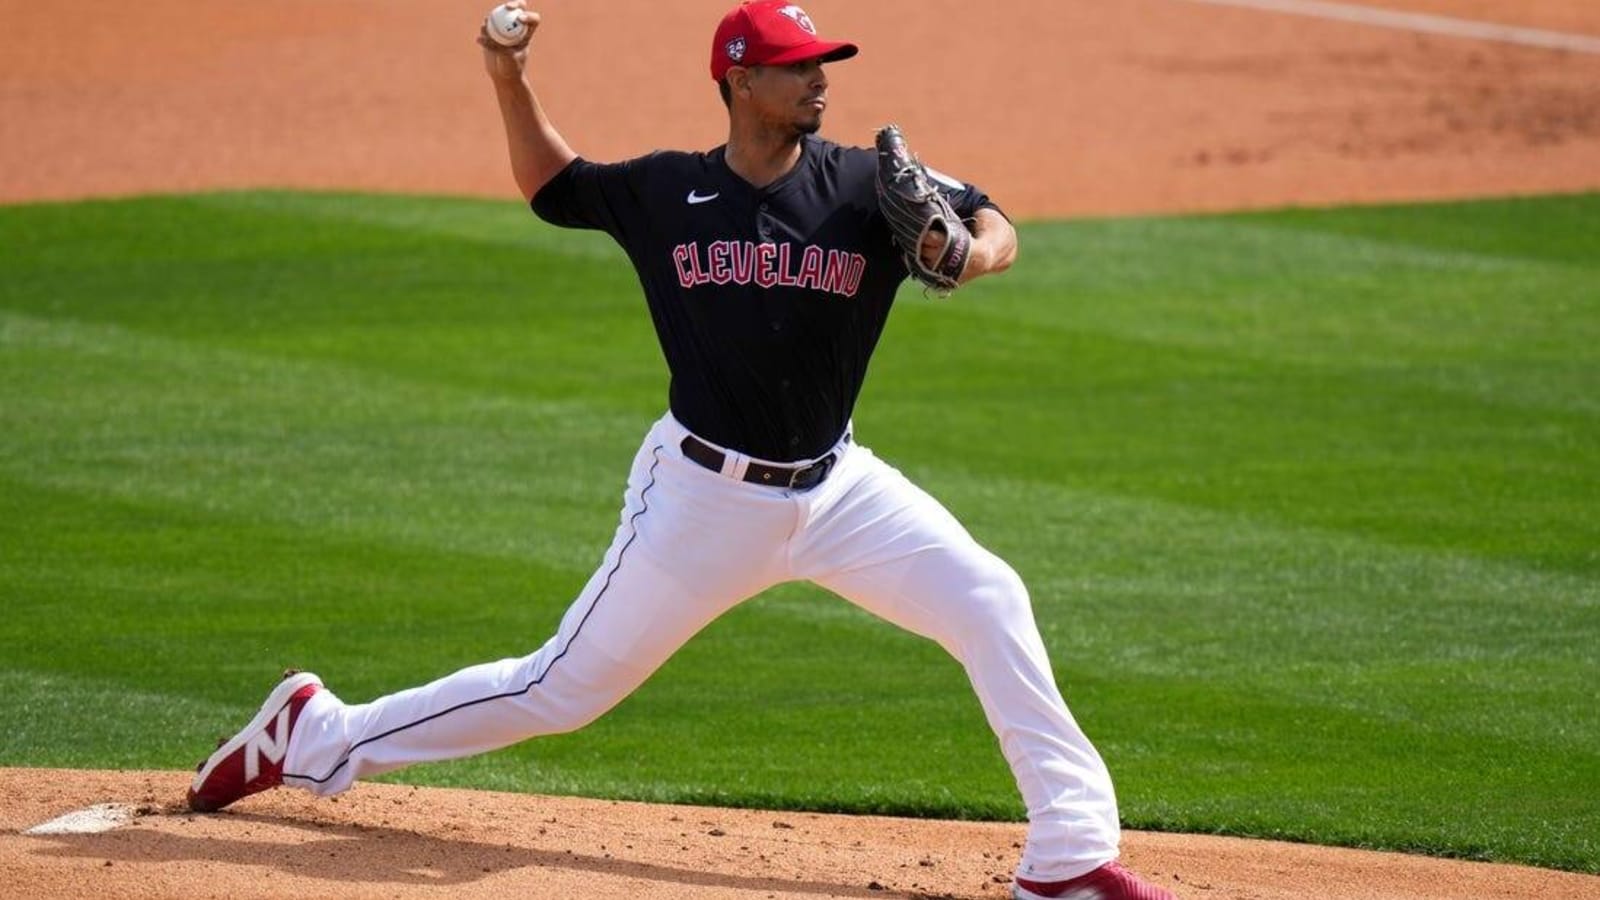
[726,65,753,101]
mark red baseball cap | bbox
[710,2,859,82]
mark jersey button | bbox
[781,378,792,389]
[789,435,801,448]
[770,321,783,332]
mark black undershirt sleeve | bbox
[939,180,1006,222]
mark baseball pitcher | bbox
[188,4,1175,898]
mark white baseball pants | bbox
[284,412,1120,880]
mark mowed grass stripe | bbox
[0,476,588,703]
[875,200,1597,573]
[1,309,643,572]
[7,375,1591,744]
[11,304,1589,588]
[0,191,1595,871]
[0,670,243,768]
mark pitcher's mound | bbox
[2,768,1596,899]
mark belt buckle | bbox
[790,454,834,490]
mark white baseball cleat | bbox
[187,670,323,812]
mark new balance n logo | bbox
[244,706,292,782]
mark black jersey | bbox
[532,134,999,462]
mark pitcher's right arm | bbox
[480,2,577,202]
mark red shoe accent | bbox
[1015,860,1178,900]
[187,671,323,812]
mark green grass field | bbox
[1,191,1595,872]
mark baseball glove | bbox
[874,124,973,294]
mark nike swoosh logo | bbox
[686,190,720,205]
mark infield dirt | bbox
[3,1,1598,898]
[3,0,1599,216]
[6,769,1600,900]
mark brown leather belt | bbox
[680,435,838,490]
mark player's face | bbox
[747,59,829,136]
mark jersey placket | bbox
[752,182,807,454]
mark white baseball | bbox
[486,4,528,46]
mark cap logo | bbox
[777,5,817,35]
[725,36,747,62]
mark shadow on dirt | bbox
[24,810,952,899]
